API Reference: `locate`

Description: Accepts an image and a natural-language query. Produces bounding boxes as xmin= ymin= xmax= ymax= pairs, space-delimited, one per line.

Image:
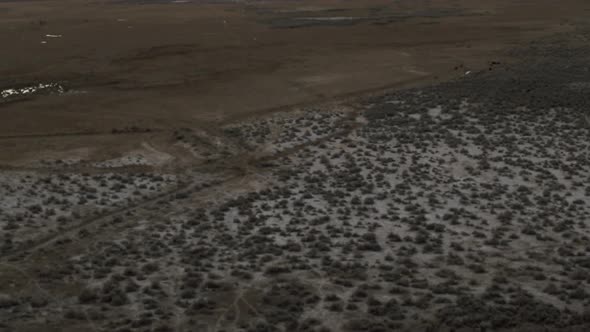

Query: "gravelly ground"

xmin=2 ymin=31 xmax=590 ymax=332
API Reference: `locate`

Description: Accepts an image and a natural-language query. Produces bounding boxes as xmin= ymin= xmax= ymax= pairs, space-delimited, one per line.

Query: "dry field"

xmin=1 ymin=0 xmax=590 ymax=331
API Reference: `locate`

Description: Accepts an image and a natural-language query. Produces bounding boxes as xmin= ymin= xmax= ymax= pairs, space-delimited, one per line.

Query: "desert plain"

xmin=2 ymin=0 xmax=590 ymax=331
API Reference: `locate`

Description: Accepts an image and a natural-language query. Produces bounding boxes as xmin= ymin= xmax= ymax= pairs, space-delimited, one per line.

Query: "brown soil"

xmin=1 ymin=0 xmax=588 ymax=165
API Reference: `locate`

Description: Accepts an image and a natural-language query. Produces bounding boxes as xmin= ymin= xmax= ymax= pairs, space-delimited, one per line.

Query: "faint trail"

xmin=0 ymin=261 xmax=99 ymax=332
xmin=0 ymin=100 xmax=369 ymax=332
xmin=0 ymin=129 xmax=164 ymax=140
xmin=0 ymin=163 xmax=155 ymax=174
xmin=1 ymin=179 xmax=192 ymax=261
xmin=2 ymin=103 xmax=366 ymax=263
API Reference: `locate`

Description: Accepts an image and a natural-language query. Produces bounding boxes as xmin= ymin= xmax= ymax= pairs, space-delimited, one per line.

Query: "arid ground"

xmin=2 ymin=0 xmax=590 ymax=331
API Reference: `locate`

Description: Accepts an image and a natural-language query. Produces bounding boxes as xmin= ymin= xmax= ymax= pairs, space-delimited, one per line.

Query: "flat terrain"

xmin=0 ymin=0 xmax=586 ymax=163
xmin=2 ymin=0 xmax=590 ymax=332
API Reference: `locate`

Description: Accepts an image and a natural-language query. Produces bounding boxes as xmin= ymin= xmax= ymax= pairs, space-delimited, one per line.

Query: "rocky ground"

xmin=2 ymin=25 xmax=590 ymax=332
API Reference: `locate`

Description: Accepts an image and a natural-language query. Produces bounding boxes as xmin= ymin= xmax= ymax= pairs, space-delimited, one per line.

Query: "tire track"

xmin=1 ymin=104 xmax=365 ymax=264
xmin=0 ymin=129 xmax=164 ymax=141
